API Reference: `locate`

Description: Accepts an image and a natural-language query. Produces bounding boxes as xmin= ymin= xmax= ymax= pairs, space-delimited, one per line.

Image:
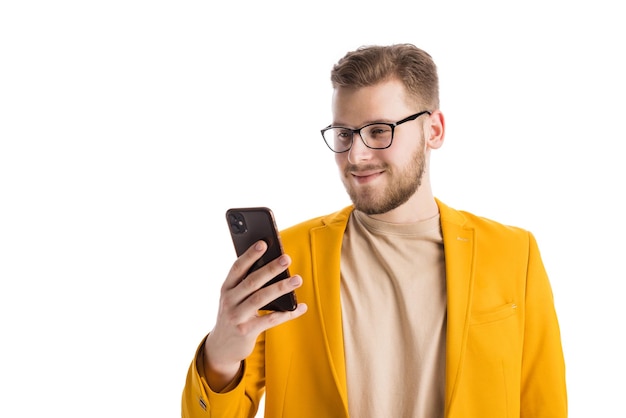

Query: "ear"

xmin=426 ymin=110 xmax=445 ymax=150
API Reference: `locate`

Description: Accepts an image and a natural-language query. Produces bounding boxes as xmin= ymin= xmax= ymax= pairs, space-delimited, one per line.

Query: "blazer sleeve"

xmin=181 ymin=334 xmax=266 ymax=418
xmin=520 ymin=232 xmax=567 ymax=417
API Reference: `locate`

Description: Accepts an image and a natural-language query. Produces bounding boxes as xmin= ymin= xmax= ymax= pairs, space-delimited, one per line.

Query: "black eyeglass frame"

xmin=320 ymin=110 xmax=432 ymax=153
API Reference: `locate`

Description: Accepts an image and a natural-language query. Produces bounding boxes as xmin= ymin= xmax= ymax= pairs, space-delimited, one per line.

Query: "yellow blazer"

xmin=182 ymin=200 xmax=567 ymax=417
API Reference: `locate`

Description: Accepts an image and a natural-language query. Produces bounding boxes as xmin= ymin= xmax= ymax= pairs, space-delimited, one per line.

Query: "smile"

xmin=351 ymin=170 xmax=384 ymax=184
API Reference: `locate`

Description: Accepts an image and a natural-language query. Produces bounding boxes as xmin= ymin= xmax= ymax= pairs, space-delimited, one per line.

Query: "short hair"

xmin=330 ymin=43 xmax=440 ymax=110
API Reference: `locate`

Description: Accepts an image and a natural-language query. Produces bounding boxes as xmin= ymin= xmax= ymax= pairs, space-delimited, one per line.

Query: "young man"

xmin=182 ymin=44 xmax=567 ymax=417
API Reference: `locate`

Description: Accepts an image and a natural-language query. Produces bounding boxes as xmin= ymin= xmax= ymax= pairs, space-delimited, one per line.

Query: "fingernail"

xmin=279 ymin=255 xmax=289 ymax=266
xmin=255 ymin=241 xmax=264 ymax=251
xmin=289 ymin=275 xmax=302 ymax=286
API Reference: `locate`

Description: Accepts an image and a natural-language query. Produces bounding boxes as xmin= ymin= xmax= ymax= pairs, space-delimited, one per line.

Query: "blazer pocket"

xmin=470 ymin=302 xmax=518 ymax=326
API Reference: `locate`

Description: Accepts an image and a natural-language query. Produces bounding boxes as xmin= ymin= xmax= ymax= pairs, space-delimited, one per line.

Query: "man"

xmin=182 ymin=43 xmax=567 ymax=417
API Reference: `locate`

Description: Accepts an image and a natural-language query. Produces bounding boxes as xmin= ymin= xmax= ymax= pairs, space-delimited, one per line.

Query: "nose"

xmin=347 ymin=132 xmax=373 ymax=164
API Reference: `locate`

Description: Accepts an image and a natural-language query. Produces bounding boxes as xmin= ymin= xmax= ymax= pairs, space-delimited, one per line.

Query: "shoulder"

xmin=437 ymin=198 xmax=533 ymax=243
xmin=280 ymin=205 xmax=354 ymax=238
xmin=437 ymin=200 xmax=545 ymax=272
xmin=278 ymin=206 xmax=353 ymax=263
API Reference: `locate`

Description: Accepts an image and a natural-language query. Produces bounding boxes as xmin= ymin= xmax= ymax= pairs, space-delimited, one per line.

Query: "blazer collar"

xmin=437 ymin=199 xmax=475 ymax=415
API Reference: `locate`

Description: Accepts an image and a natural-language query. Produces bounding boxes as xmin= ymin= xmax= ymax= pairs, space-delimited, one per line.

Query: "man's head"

xmin=326 ymin=44 xmax=444 ymax=219
xmin=330 ymin=43 xmax=440 ymax=113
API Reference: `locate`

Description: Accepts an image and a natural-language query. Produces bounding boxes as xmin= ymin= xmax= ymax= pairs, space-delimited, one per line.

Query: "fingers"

xmin=222 ymin=240 xmax=301 ymax=317
xmin=240 ymin=273 xmax=301 ymax=314
xmin=223 ymin=240 xmax=267 ymax=290
xmin=238 ymin=253 xmax=291 ymax=295
xmin=252 ymin=302 xmax=309 ymax=335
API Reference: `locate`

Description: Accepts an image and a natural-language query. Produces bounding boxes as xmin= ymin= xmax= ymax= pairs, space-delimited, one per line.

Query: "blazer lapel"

xmin=437 ymin=199 xmax=475 ymax=416
xmin=309 ymin=207 xmax=352 ymax=416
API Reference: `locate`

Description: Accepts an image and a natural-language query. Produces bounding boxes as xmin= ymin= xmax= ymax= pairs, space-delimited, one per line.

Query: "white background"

xmin=1 ymin=1 xmax=624 ymax=417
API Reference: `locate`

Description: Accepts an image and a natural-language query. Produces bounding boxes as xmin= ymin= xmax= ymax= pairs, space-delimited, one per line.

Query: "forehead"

xmin=331 ymin=78 xmax=416 ymax=126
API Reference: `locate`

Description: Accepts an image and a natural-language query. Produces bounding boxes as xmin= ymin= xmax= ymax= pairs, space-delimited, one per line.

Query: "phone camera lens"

xmin=228 ymin=212 xmax=247 ymax=234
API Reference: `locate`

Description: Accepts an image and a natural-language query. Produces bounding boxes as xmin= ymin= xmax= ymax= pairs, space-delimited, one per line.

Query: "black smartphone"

xmin=225 ymin=207 xmax=298 ymax=312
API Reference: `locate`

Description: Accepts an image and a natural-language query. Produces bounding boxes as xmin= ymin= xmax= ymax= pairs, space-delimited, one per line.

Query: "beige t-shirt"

xmin=340 ymin=210 xmax=446 ymax=418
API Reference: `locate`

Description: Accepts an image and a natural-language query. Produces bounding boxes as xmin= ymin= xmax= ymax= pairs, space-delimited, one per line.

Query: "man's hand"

xmin=202 ymin=240 xmax=307 ymax=391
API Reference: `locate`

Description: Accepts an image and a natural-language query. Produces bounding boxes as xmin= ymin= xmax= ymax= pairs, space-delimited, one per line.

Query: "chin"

xmin=351 ymin=193 xmax=395 ymax=215
xmin=349 ymin=184 xmax=417 ymax=215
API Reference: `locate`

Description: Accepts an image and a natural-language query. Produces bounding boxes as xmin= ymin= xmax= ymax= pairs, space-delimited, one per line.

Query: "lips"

xmin=352 ymin=170 xmax=382 ymax=177
xmin=351 ymin=169 xmax=384 ymax=184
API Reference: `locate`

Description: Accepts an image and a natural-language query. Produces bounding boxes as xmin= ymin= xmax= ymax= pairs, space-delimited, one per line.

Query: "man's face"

xmin=332 ymin=78 xmax=428 ymax=215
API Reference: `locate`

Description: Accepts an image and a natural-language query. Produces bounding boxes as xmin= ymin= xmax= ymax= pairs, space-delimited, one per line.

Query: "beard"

xmin=341 ymin=145 xmax=426 ymax=215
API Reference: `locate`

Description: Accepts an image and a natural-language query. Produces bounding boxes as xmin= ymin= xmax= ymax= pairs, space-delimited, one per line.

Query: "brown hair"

xmin=330 ymin=43 xmax=440 ymax=110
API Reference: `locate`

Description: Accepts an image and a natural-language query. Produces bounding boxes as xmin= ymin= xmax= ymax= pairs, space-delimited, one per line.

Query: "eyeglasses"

xmin=320 ymin=110 xmax=431 ymax=153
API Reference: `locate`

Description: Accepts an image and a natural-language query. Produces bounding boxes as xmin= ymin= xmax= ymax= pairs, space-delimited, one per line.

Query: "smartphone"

xmin=225 ymin=207 xmax=298 ymax=312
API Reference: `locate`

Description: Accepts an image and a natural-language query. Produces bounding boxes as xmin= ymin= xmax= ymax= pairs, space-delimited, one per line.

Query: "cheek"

xmin=391 ymin=138 xmax=423 ymax=163
xmin=334 ymin=153 xmax=346 ymax=169
xmin=383 ymin=147 xmax=410 ymax=166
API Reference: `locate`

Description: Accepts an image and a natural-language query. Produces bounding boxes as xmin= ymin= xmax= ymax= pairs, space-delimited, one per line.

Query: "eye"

xmin=367 ymin=124 xmax=392 ymax=138
xmin=336 ymin=129 xmax=352 ymax=140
